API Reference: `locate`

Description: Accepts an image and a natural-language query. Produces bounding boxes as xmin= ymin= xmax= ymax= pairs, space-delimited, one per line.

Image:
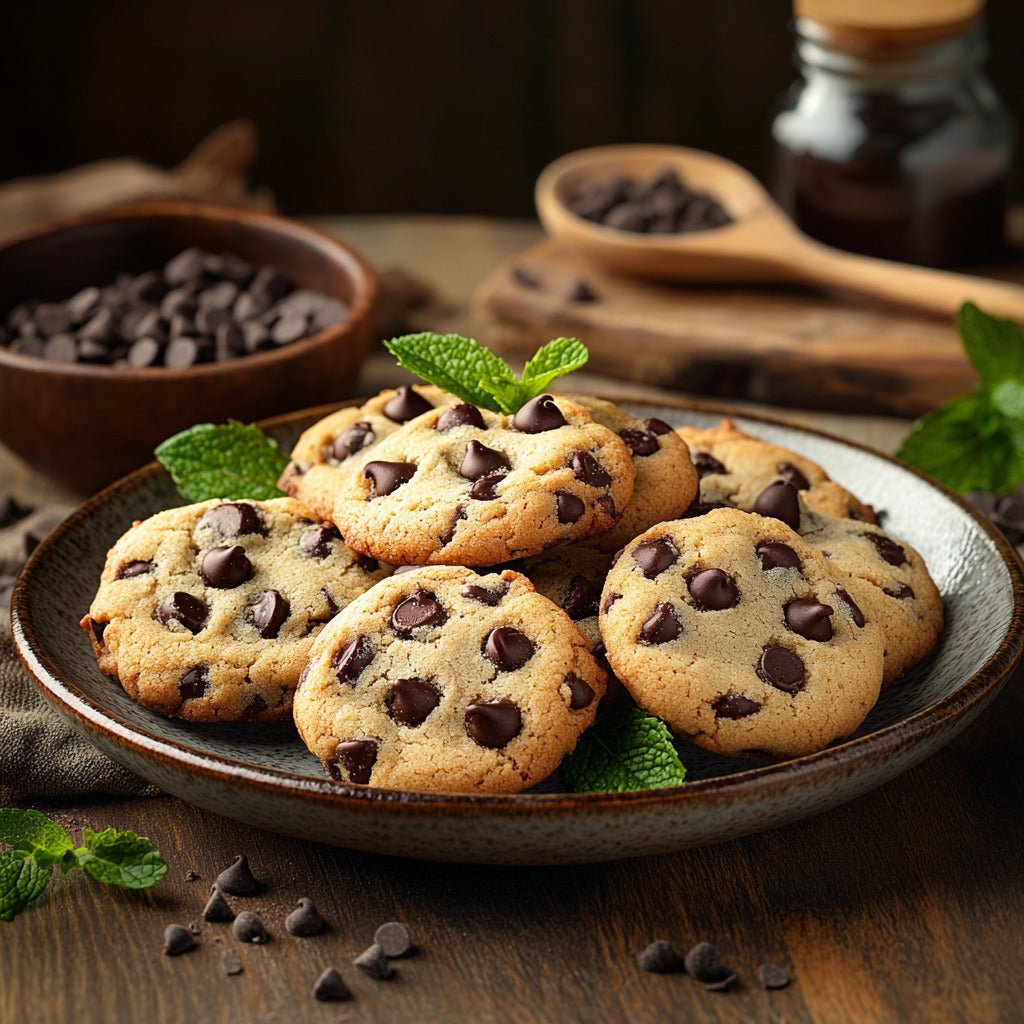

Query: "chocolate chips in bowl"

xmin=0 ymin=202 xmax=377 ymax=494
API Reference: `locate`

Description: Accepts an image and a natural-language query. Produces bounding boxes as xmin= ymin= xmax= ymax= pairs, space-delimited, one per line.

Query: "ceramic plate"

xmin=12 ymin=399 xmax=1024 ymax=865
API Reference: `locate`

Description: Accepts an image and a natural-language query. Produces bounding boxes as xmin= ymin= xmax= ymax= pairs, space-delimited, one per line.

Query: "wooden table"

xmin=2 ymin=217 xmax=1022 ymax=1024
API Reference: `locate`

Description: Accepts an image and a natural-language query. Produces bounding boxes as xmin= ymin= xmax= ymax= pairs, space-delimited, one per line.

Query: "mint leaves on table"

xmin=0 ymin=808 xmax=167 ymax=921
xmin=561 ymin=704 xmax=687 ymax=793
xmin=896 ymin=302 xmax=1024 ymax=494
xmin=155 ymin=420 xmax=290 ymax=503
xmin=384 ymin=333 xmax=589 ymax=414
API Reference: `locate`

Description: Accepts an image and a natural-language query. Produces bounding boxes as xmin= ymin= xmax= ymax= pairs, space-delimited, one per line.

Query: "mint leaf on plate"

xmin=561 ymin=704 xmax=687 ymax=793
xmin=384 ymin=332 xmax=589 ymax=415
xmin=155 ymin=420 xmax=289 ymax=502
xmin=76 ymin=828 xmax=168 ymax=890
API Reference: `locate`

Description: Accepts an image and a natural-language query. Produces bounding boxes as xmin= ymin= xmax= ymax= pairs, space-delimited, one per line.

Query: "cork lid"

xmin=795 ymin=0 xmax=983 ymax=44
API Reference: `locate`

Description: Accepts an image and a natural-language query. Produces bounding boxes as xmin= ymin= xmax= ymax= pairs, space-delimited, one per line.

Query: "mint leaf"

xmin=0 ymin=808 xmax=73 ymax=872
xmin=0 ymin=850 xmax=50 ymax=921
xmin=957 ymin=301 xmax=1024 ymax=390
xmin=77 ymin=828 xmax=168 ymax=890
xmin=155 ymin=420 xmax=289 ymax=502
xmin=385 ymin=332 xmax=589 ymax=415
xmin=896 ymin=390 xmax=1024 ymax=494
xmin=384 ymin=333 xmax=513 ymax=412
xmin=562 ymin=704 xmax=687 ymax=793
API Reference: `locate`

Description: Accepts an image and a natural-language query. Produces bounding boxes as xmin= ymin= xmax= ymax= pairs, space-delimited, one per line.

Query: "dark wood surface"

xmin=2 ymin=217 xmax=1022 ymax=1024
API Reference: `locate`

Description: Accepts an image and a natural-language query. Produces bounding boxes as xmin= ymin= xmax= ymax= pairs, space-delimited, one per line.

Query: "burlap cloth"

xmin=0 ymin=505 xmax=162 ymax=804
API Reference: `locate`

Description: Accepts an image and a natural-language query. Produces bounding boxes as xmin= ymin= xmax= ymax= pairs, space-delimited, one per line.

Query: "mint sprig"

xmin=896 ymin=303 xmax=1024 ymax=494
xmin=0 ymin=809 xmax=167 ymax=921
xmin=384 ymin=333 xmax=588 ymax=415
xmin=561 ymin=704 xmax=687 ymax=793
xmin=155 ymin=420 xmax=290 ymax=503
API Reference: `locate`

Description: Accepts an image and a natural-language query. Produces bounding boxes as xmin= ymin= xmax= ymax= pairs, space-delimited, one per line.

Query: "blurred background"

xmin=4 ymin=0 xmax=1022 ymax=217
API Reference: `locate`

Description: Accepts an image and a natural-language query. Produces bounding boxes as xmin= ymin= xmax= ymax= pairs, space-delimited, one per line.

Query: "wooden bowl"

xmin=0 ymin=202 xmax=377 ymax=494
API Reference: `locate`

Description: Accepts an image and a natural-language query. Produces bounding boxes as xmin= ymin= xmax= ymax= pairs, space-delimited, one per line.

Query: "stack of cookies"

xmin=81 ymin=390 xmax=943 ymax=793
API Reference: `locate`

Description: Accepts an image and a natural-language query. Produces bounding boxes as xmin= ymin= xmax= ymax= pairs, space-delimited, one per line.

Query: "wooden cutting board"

xmin=470 ymin=236 xmax=1024 ymax=418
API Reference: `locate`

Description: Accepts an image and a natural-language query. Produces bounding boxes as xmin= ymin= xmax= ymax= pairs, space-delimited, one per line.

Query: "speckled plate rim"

xmin=11 ymin=397 xmax=1024 ymax=855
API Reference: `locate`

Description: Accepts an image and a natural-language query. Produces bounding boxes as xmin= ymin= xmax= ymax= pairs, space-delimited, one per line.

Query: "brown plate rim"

xmin=12 ymin=394 xmax=1024 ymax=816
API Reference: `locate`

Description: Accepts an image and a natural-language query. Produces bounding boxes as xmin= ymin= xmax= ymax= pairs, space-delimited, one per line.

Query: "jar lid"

xmin=795 ymin=0 xmax=983 ymax=45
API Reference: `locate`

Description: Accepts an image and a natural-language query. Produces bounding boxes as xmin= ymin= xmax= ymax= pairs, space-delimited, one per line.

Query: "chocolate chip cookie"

xmin=292 ymin=566 xmax=606 ymax=793
xmin=599 ymin=508 xmax=885 ymax=759
xmin=80 ymin=498 xmax=390 ymax=722
xmin=329 ymin=394 xmax=636 ymax=566
xmin=570 ymin=396 xmax=697 ymax=552
xmin=278 ymin=384 xmax=456 ymax=520
xmin=677 ymin=419 xmax=875 ymax=523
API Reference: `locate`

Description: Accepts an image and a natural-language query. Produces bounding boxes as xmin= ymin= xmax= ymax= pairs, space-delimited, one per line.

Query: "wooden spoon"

xmin=535 ymin=144 xmax=1024 ymax=321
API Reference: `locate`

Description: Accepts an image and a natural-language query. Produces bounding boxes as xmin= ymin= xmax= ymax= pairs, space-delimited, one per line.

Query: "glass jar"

xmin=770 ymin=7 xmax=1016 ymax=268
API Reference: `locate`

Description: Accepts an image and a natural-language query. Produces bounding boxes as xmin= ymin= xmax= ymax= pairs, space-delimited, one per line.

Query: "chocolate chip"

xmin=512 ymin=394 xmax=566 ymax=433
xmin=313 ymin=967 xmax=351 ymax=1001
xmin=333 ymin=739 xmax=379 ymax=784
xmin=632 ymin=536 xmax=679 ymax=578
xmin=468 ymin=475 xmax=503 ymax=500
xmin=835 ymin=587 xmax=866 ymax=626
xmin=199 ymin=502 xmax=264 ymax=537
xmin=285 ymin=898 xmax=326 ymax=936
xmin=392 ymin=590 xmax=446 ymax=634
xmin=562 ymin=575 xmax=601 ymax=619
xmin=619 ymin=428 xmax=659 ymax=456
xmin=465 ymin=698 xmax=523 ymax=747
xmin=116 ymin=559 xmax=154 ymax=579
xmin=178 ymin=665 xmax=209 ymax=700
xmin=555 ymin=490 xmax=585 ymax=524
xmin=43 ymin=333 xmax=77 ymax=363
xmin=885 ymin=583 xmax=915 ymax=600
xmin=165 ymin=337 xmax=201 ymax=369
xmin=713 ymin=694 xmax=762 ymax=718
xmin=301 ymin=524 xmax=341 ymax=559
xmin=222 ymin=953 xmax=244 ymax=976
xmin=159 ymin=592 xmax=207 ymax=633
xmin=684 ymin=941 xmax=731 ymax=983
xmin=758 ymin=963 xmax=791 ymax=989
xmin=756 ymin=541 xmax=801 ymax=571
xmin=201 ymin=545 xmax=252 ymax=588
xmin=436 ymin=403 xmax=485 ymax=431
xmin=688 ymin=568 xmax=739 ymax=610
xmin=354 ymin=943 xmax=395 ymax=979
xmin=639 ymin=602 xmax=680 ymax=644
xmin=163 ymin=924 xmax=197 ymax=956
xmin=511 ymin=266 xmax=542 ymax=289
xmin=753 ymin=481 xmax=801 ymax=530
xmin=596 ymin=494 xmax=617 ymax=519
xmin=364 ymin=461 xmax=416 ymax=497
xmin=164 ymin=248 xmax=208 ymax=286
xmin=216 ymin=854 xmax=260 ymax=896
xmin=250 ymin=590 xmax=289 ymax=639
xmin=459 ymin=440 xmax=510 ymax=480
xmin=777 ymin=461 xmax=810 ymax=490
xmin=387 ymin=678 xmax=441 ymax=726
xmin=88 ymin=617 xmax=106 ymax=643
xmin=462 ymin=583 xmax=505 ymax=605
xmin=66 ymin=285 xmax=101 ymax=323
xmin=333 ymin=635 xmax=375 ymax=683
xmin=36 ymin=302 xmax=72 ymax=337
xmin=756 ymin=646 xmax=805 ymax=693
xmin=243 ymin=693 xmax=268 ymax=719
xmin=691 ymin=450 xmax=726 ymax=477
xmin=202 ymin=886 xmax=236 ymax=923
xmin=635 ymin=940 xmax=685 ymax=973
xmin=483 ymin=627 xmax=535 ymax=670
xmin=571 ymin=450 xmax=612 ymax=487
xmin=331 ymin=421 xmax=374 ymax=461
xmin=126 ymin=336 xmax=161 ymax=367
xmin=442 ymin=505 xmax=469 ymax=544
xmin=374 ymin=921 xmax=414 ymax=958
xmin=642 ymin=417 xmax=673 ymax=435
xmin=785 ymin=598 xmax=833 ymax=641
xmin=383 ymin=385 xmax=433 ymax=423
xmin=233 ymin=911 xmax=269 ymax=944
xmin=601 ymin=592 xmax=622 ymax=614
xmin=564 ymin=672 xmax=595 ymax=710
xmin=567 ymin=278 xmax=598 ymax=302
xmin=864 ymin=531 xmax=907 ymax=566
